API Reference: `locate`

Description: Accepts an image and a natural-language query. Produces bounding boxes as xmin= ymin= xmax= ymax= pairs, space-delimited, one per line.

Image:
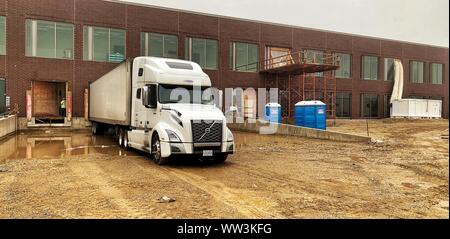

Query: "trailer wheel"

xmin=118 ymin=129 xmax=124 ymax=148
xmin=123 ymin=130 xmax=130 ymax=151
xmin=92 ymin=123 xmax=101 ymax=135
xmin=152 ymin=134 xmax=169 ymax=165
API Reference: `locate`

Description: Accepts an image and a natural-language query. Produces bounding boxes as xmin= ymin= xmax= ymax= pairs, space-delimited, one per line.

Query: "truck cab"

xmin=120 ymin=57 xmax=234 ymax=164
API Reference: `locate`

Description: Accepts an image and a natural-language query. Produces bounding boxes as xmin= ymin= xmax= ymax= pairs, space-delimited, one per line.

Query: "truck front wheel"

xmin=152 ymin=134 xmax=169 ymax=165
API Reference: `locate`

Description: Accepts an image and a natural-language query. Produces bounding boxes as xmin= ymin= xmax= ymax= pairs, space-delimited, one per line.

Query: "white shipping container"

xmin=391 ymin=99 xmax=442 ymax=118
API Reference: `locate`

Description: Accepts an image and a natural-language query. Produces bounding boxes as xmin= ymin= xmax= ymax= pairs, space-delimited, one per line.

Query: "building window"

xmin=383 ymin=94 xmax=391 ymax=118
xmin=83 ymin=26 xmax=125 ymax=63
xmin=141 ymin=32 xmax=178 ymax=58
xmin=265 ymin=46 xmax=292 ymax=69
xmin=335 ymin=53 xmax=351 ymax=78
xmin=229 ymin=42 xmax=258 ymax=72
xmin=361 ymin=93 xmax=378 ymax=118
xmin=431 ymin=63 xmax=443 ymax=84
xmin=362 ymin=56 xmax=378 ymax=80
xmin=305 ymin=49 xmax=324 ymax=77
xmin=336 ymin=92 xmax=352 ymax=117
xmin=0 ymin=16 xmax=5 ymax=55
xmin=185 ymin=37 xmax=218 ymax=69
xmin=25 ymin=20 xmax=74 ymax=59
xmin=410 ymin=61 xmax=424 ymax=83
xmin=384 ymin=58 xmax=397 ymax=81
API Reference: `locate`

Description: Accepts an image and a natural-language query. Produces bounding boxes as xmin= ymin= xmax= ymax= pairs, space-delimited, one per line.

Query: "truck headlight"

xmin=165 ymin=129 xmax=181 ymax=142
xmin=226 ymin=128 xmax=234 ymax=141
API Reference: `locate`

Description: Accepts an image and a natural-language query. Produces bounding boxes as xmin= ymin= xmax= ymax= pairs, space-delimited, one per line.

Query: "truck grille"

xmin=192 ymin=120 xmax=223 ymax=146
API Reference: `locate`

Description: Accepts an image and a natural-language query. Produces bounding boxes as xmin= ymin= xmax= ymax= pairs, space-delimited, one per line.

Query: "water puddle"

xmin=0 ymin=132 xmax=135 ymax=161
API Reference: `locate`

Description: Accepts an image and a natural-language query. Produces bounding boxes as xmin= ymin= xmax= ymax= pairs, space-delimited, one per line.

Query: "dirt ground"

xmin=0 ymin=119 xmax=448 ymax=219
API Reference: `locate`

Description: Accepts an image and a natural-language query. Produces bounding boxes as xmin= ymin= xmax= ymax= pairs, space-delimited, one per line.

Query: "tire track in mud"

xmin=161 ymin=167 xmax=284 ymax=218
xmin=69 ymin=161 xmax=157 ymax=218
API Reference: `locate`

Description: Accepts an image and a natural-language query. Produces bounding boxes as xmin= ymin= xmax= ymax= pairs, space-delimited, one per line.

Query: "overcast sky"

xmin=117 ymin=0 xmax=449 ymax=47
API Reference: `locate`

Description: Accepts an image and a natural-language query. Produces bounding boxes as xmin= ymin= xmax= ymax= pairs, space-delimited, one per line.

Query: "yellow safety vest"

xmin=61 ymin=100 xmax=66 ymax=109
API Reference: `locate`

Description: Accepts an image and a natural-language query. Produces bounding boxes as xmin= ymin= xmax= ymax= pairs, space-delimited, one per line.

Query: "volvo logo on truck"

xmin=89 ymin=57 xmax=235 ymax=165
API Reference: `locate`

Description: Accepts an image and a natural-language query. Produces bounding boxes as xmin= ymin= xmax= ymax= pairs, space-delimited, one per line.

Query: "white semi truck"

xmin=89 ymin=57 xmax=235 ymax=165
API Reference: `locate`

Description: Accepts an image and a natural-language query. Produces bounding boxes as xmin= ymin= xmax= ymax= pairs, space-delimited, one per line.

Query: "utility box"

xmin=391 ymin=99 xmax=442 ymax=118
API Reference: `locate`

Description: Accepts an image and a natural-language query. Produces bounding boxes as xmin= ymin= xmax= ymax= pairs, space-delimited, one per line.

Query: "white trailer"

xmin=391 ymin=99 xmax=442 ymax=118
xmin=89 ymin=57 xmax=235 ymax=165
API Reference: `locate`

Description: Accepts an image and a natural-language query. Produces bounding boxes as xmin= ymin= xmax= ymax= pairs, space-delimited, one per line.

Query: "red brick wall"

xmin=0 ymin=0 xmax=448 ymax=118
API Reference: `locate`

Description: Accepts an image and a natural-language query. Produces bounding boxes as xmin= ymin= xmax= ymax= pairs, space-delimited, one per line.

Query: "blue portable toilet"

xmin=265 ymin=103 xmax=282 ymax=123
xmin=295 ymin=101 xmax=327 ymax=130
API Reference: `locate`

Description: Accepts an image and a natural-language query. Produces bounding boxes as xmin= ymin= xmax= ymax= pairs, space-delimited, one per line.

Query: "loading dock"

xmin=27 ymin=80 xmax=71 ymax=127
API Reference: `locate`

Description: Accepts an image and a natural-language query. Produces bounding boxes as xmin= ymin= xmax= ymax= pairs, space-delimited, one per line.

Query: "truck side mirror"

xmin=142 ymin=85 xmax=157 ymax=108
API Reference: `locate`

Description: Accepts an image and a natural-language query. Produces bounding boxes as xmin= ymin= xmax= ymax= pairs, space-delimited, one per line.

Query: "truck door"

xmin=134 ymin=88 xmax=145 ymax=128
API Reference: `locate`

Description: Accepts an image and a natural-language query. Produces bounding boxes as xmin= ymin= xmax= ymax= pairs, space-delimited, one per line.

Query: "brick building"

xmin=0 ymin=0 xmax=448 ymax=127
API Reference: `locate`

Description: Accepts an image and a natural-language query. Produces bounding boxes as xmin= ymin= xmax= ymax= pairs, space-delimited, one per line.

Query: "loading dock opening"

xmin=27 ymin=80 xmax=71 ymax=127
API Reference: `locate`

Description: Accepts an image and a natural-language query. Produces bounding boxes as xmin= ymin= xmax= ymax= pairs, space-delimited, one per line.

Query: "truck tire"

xmin=213 ymin=155 xmax=228 ymax=164
xmin=118 ymin=129 xmax=124 ymax=148
xmin=123 ymin=130 xmax=130 ymax=151
xmin=152 ymin=134 xmax=169 ymax=165
xmin=92 ymin=123 xmax=101 ymax=135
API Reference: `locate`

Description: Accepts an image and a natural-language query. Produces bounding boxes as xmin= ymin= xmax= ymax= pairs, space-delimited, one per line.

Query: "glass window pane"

xmin=164 ymin=35 xmax=178 ymax=58
xmin=83 ymin=26 xmax=89 ymax=60
xmin=36 ymin=21 xmax=55 ymax=58
xmin=205 ymin=39 xmax=217 ymax=69
xmin=191 ymin=38 xmax=205 ymax=67
xmin=385 ymin=58 xmax=395 ymax=81
xmin=109 ymin=29 xmax=125 ymax=62
xmin=336 ymin=53 xmax=351 ymax=78
xmin=0 ymin=16 xmax=5 ymax=55
xmin=25 ymin=20 xmax=33 ymax=56
xmin=370 ymin=57 xmax=378 ymax=80
xmin=149 ymin=33 xmax=164 ymax=57
xmin=140 ymin=33 xmax=146 ymax=56
xmin=247 ymin=43 xmax=258 ymax=72
xmin=235 ymin=42 xmax=247 ymax=71
xmin=56 ymin=23 xmax=73 ymax=59
xmin=185 ymin=38 xmax=190 ymax=61
xmin=93 ymin=27 xmax=109 ymax=62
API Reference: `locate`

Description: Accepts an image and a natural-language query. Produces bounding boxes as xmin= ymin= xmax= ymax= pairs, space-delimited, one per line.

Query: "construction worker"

xmin=60 ymin=98 xmax=66 ymax=117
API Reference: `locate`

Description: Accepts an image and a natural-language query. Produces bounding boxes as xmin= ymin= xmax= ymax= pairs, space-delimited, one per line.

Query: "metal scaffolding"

xmin=260 ymin=50 xmax=340 ymax=121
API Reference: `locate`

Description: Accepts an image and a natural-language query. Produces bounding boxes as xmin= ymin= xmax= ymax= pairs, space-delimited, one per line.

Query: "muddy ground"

xmin=0 ymin=119 xmax=448 ymax=218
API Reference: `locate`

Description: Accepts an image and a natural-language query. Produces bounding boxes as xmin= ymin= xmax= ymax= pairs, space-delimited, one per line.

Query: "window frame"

xmin=409 ymin=60 xmax=425 ymax=84
xmin=229 ymin=41 xmax=259 ymax=73
xmin=384 ymin=57 xmax=399 ymax=81
xmin=185 ymin=36 xmax=218 ymax=70
xmin=430 ymin=62 xmax=444 ymax=85
xmin=334 ymin=52 xmax=352 ymax=79
xmin=141 ymin=32 xmax=178 ymax=58
xmin=336 ymin=92 xmax=352 ymax=118
xmin=25 ymin=19 xmax=74 ymax=60
xmin=362 ymin=55 xmax=379 ymax=80
xmin=83 ymin=25 xmax=126 ymax=63
xmin=360 ymin=93 xmax=379 ymax=118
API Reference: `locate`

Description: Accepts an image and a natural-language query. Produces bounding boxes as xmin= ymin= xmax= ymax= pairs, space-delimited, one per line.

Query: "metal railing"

xmin=260 ymin=50 xmax=340 ymax=72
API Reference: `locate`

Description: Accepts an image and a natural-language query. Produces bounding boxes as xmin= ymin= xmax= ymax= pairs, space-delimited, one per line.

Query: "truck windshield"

xmin=158 ymin=84 xmax=215 ymax=105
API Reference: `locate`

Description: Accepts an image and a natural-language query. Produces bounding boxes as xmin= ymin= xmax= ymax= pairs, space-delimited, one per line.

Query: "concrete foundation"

xmin=229 ymin=120 xmax=371 ymax=143
xmin=0 ymin=115 xmax=17 ymax=140
xmin=18 ymin=117 xmax=91 ymax=131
